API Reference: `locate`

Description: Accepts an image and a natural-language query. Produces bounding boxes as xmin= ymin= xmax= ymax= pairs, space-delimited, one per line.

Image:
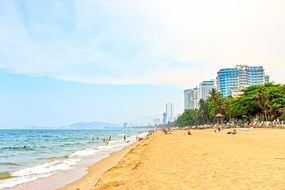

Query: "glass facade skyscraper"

xmin=184 ymin=89 xmax=193 ymax=110
xmin=247 ymin=66 xmax=265 ymax=85
xmin=192 ymin=87 xmax=199 ymax=109
xmin=217 ymin=68 xmax=239 ymax=97
xmin=198 ymin=80 xmax=215 ymax=100
xmin=183 ymin=87 xmax=199 ymax=110
xmin=217 ymin=65 xmax=268 ymax=97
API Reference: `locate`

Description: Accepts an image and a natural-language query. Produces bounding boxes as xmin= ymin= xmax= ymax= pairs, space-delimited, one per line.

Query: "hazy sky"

xmin=0 ymin=0 xmax=284 ymax=127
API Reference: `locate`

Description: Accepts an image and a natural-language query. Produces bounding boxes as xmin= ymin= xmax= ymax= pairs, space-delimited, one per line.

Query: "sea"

xmin=0 ymin=128 xmax=148 ymax=189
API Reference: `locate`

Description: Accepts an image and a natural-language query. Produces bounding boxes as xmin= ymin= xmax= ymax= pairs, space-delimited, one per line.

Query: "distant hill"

xmin=62 ymin=121 xmax=121 ymax=129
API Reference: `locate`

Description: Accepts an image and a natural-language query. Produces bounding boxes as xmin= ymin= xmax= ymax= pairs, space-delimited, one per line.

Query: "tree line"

xmin=176 ymin=83 xmax=285 ymax=127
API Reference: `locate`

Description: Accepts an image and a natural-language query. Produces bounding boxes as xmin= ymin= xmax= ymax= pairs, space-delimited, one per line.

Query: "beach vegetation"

xmin=176 ymin=83 xmax=285 ymax=127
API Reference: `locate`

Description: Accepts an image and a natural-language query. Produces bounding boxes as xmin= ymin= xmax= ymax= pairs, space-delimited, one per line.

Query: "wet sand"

xmin=60 ymin=128 xmax=285 ymax=190
xmin=57 ymin=143 xmax=137 ymax=190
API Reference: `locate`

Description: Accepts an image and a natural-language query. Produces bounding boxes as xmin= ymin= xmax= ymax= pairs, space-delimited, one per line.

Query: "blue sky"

xmin=0 ymin=72 xmax=183 ymax=127
xmin=0 ymin=0 xmax=284 ymax=127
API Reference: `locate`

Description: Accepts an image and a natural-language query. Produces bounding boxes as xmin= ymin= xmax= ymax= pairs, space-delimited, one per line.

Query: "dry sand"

xmin=61 ymin=128 xmax=285 ymax=190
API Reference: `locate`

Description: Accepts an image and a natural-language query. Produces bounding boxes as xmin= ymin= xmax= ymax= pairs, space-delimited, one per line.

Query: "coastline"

xmin=57 ymin=142 xmax=138 ymax=190
xmin=61 ymin=128 xmax=285 ymax=190
xmin=0 ymin=136 xmax=142 ymax=190
xmin=7 ymin=128 xmax=285 ymax=190
xmin=4 ymin=142 xmax=138 ymax=190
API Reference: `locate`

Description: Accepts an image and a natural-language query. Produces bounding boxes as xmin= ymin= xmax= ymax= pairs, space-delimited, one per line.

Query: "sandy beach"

xmin=60 ymin=128 xmax=285 ymax=190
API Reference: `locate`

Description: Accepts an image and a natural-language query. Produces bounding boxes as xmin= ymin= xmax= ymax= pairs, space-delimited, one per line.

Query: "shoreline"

xmin=57 ymin=142 xmax=138 ymax=190
xmin=67 ymin=128 xmax=285 ymax=190
xmin=0 ymin=129 xmax=149 ymax=190
xmin=5 ymin=128 xmax=285 ymax=189
xmin=3 ymin=139 xmax=141 ymax=190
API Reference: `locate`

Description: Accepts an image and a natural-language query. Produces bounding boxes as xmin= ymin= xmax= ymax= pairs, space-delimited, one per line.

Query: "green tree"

xmin=198 ymin=99 xmax=211 ymax=124
xmin=176 ymin=109 xmax=199 ymax=127
xmin=176 ymin=83 xmax=285 ymax=127
xmin=207 ymin=88 xmax=223 ymax=117
xmin=222 ymin=96 xmax=235 ymax=119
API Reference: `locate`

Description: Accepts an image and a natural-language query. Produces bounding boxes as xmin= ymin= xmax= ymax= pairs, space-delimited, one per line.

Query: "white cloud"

xmin=0 ymin=0 xmax=284 ymax=87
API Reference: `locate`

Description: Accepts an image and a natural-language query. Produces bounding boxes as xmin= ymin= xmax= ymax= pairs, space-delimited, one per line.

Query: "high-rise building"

xmin=198 ymin=80 xmax=215 ymax=100
xmin=247 ymin=66 xmax=265 ymax=85
xmin=184 ymin=80 xmax=215 ymax=110
xmin=162 ymin=112 xmax=167 ymax=125
xmin=217 ymin=65 xmax=268 ymax=97
xmin=265 ymin=75 xmax=270 ymax=83
xmin=236 ymin=65 xmax=249 ymax=88
xmin=217 ymin=68 xmax=239 ymax=97
xmin=184 ymin=87 xmax=199 ymax=110
xmin=166 ymin=103 xmax=174 ymax=122
xmin=192 ymin=87 xmax=199 ymax=109
xmin=184 ymin=89 xmax=193 ymax=110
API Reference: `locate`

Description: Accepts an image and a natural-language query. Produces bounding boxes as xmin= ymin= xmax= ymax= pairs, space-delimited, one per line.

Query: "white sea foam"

xmin=0 ymin=158 xmax=79 ymax=189
xmin=70 ymin=148 xmax=98 ymax=157
xmin=0 ymin=133 xmax=146 ymax=189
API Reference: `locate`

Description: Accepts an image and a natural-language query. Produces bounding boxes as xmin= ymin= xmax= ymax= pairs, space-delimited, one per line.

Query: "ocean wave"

xmin=0 ymin=162 xmax=20 ymax=166
xmin=0 ymin=144 xmax=113 ymax=188
xmin=12 ymin=159 xmax=79 ymax=177
xmin=70 ymin=148 xmax=98 ymax=157
xmin=0 ymin=158 xmax=80 ymax=189
xmin=0 ymin=131 xmax=149 ymax=189
xmin=58 ymin=142 xmax=84 ymax=147
xmin=37 ymin=155 xmax=69 ymax=161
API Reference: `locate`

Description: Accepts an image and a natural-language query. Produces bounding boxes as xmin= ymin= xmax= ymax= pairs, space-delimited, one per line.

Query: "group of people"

xmin=135 ymin=130 xmax=155 ymax=141
xmin=102 ymin=136 xmax=112 ymax=145
xmin=214 ymin=127 xmax=238 ymax=135
xmin=214 ymin=120 xmax=257 ymax=135
xmin=227 ymin=129 xmax=237 ymax=135
xmin=92 ymin=130 xmax=155 ymax=146
xmin=92 ymin=136 xmax=112 ymax=145
xmin=94 ymin=134 xmax=132 ymax=145
xmin=136 ymin=136 xmax=144 ymax=141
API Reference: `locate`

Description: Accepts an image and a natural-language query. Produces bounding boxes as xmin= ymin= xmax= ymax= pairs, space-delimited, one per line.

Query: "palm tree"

xmin=209 ymin=88 xmax=223 ymax=115
xmin=254 ymin=87 xmax=270 ymax=121
xmin=198 ymin=99 xmax=208 ymax=124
